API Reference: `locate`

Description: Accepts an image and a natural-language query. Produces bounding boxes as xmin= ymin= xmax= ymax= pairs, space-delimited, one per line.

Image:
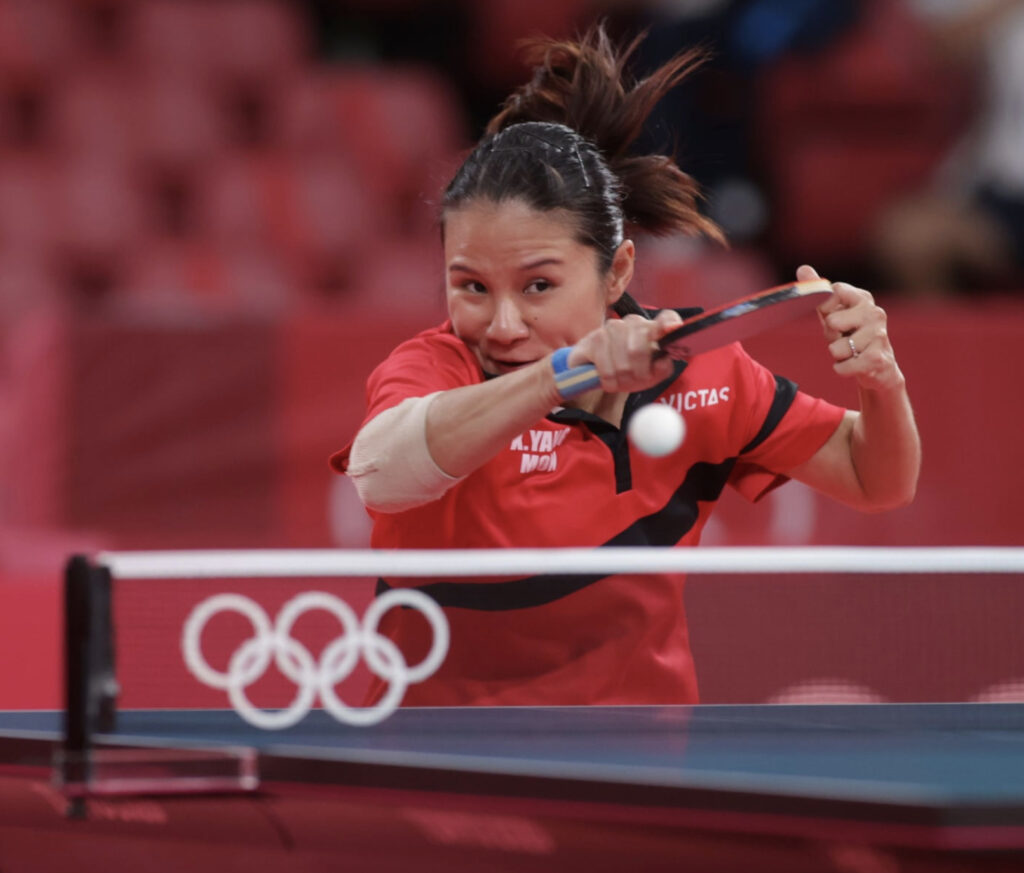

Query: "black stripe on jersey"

xmin=375 ymin=458 xmax=735 ymax=611
xmin=549 ymin=358 xmax=689 ymax=494
xmin=377 ymin=369 xmax=799 ymax=611
xmin=741 ymin=375 xmax=798 ymax=454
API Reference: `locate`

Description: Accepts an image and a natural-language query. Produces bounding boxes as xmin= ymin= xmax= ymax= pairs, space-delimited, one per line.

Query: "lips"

xmin=490 ymin=359 xmax=535 ymax=374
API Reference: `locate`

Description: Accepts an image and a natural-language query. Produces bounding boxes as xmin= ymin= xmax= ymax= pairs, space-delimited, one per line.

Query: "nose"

xmin=485 ymin=296 xmax=530 ymax=344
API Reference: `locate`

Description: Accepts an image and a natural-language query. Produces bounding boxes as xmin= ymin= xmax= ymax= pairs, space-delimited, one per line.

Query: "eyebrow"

xmin=520 ymin=257 xmax=563 ymax=271
xmin=448 ymin=257 xmax=564 ymax=275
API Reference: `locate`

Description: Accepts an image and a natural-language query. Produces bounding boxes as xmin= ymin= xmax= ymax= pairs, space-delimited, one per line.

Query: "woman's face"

xmin=444 ymin=199 xmax=633 ymax=376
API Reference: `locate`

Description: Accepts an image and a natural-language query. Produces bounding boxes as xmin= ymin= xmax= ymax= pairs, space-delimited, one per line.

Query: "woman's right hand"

xmin=567 ymin=309 xmax=683 ymax=394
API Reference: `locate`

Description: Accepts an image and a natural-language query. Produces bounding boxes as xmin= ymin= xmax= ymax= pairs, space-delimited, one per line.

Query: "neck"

xmin=566 ymin=389 xmax=628 ymax=427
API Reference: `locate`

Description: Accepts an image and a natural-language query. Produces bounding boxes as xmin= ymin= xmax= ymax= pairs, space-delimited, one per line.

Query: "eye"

xmin=525 ymin=279 xmax=552 ymax=294
xmin=461 ymin=280 xmax=487 ymax=294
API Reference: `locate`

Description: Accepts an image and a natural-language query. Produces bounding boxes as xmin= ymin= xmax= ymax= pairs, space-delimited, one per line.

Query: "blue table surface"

xmin=3 ymin=703 xmax=1024 ymax=807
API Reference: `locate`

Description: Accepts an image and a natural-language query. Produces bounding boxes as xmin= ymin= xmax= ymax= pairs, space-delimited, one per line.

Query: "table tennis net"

xmin=61 ymin=546 xmax=1024 ymax=792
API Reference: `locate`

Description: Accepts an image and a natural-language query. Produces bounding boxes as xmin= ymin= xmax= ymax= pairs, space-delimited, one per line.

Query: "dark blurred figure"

xmin=302 ymin=1 xmax=861 ymax=249
xmin=300 ymin=0 xmax=867 ymax=281
xmin=616 ymin=0 xmax=860 ymax=245
xmin=301 ymin=0 xmax=595 ymax=136
xmin=872 ymin=0 xmax=1024 ymax=296
xmin=303 ymin=1 xmax=470 ymax=76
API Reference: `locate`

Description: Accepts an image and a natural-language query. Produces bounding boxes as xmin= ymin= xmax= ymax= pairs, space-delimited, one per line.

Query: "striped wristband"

xmin=551 ymin=346 xmax=601 ymax=400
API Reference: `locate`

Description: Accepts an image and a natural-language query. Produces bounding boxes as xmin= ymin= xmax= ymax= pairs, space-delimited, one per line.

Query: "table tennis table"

xmin=1 ymin=702 xmax=1024 ymax=873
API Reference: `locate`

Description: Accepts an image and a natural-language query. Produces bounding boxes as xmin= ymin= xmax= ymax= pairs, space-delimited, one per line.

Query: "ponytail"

xmin=442 ymin=24 xmax=722 ymax=276
xmin=486 ymin=25 xmax=723 ymax=243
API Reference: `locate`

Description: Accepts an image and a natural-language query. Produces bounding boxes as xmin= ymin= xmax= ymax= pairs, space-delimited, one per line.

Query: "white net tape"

xmin=99 ymin=546 xmax=1024 ymax=580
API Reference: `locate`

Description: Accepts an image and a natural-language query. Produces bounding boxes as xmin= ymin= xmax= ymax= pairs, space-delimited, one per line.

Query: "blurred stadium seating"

xmin=0 ymin=0 xmax=989 ymax=316
xmin=0 ymin=0 xmax=469 ymax=316
xmin=0 ymin=0 xmax=1016 ymax=549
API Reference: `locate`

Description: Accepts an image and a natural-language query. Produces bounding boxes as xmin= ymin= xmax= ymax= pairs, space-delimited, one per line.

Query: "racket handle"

xmin=551 ymin=347 xmax=602 ymax=399
xmin=551 ymin=340 xmax=670 ymax=400
xmin=551 ymin=294 xmax=653 ymax=399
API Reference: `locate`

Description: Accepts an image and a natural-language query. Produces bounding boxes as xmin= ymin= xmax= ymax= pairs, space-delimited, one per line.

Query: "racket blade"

xmin=657 ymin=278 xmax=832 ymax=360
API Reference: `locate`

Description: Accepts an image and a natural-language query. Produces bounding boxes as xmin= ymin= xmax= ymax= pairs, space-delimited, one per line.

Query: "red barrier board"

xmin=1 ymin=298 xmax=1022 ymax=707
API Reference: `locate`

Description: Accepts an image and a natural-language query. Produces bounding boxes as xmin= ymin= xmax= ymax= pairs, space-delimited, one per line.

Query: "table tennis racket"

xmin=556 ymin=278 xmax=833 ymax=398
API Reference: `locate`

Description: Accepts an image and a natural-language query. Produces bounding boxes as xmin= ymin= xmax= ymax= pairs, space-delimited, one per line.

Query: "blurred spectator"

xmin=615 ymin=0 xmax=860 ymax=245
xmin=301 ymin=0 xmax=593 ymax=135
xmin=303 ymin=1 xmax=863 ymax=251
xmin=872 ymin=0 xmax=1024 ymax=296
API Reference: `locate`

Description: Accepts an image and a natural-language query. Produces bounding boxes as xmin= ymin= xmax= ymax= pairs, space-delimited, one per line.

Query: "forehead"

xmin=444 ymin=199 xmax=585 ymax=259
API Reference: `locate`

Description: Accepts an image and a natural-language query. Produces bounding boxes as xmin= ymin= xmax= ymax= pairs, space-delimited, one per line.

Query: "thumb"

xmin=653 ymin=308 xmax=684 ymax=334
xmin=796 ymin=264 xmax=820 ymax=282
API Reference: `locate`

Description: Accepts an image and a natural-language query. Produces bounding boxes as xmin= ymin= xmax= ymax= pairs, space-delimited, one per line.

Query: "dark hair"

xmin=442 ymin=25 xmax=723 ymax=275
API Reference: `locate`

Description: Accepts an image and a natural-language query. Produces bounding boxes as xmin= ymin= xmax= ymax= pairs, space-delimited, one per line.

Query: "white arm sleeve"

xmin=346 ymin=392 xmax=462 ymax=513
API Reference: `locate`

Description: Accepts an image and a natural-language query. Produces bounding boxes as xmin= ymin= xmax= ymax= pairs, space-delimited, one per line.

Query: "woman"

xmin=330 ymin=26 xmax=920 ymax=706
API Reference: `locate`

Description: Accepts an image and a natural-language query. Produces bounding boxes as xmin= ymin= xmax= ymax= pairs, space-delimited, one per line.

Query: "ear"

xmin=604 ymin=239 xmax=635 ymax=307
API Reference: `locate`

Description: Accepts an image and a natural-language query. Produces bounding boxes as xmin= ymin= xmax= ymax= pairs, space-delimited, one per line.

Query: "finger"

xmin=820 ymin=282 xmax=873 ymax=314
xmin=584 ymin=336 xmax=618 ymax=392
xmin=645 ymin=318 xmax=681 ymax=383
xmin=653 ymin=308 xmax=684 ymax=334
xmin=817 ymin=291 xmax=843 ymax=341
xmin=800 ymin=266 xmax=844 ymax=338
xmin=599 ymin=318 xmax=644 ymax=389
xmin=828 ymin=331 xmax=869 ymax=364
xmin=818 ymin=283 xmax=875 ymax=342
xmin=622 ymin=319 xmax=662 ymax=381
xmin=824 ymin=292 xmax=886 ymax=337
xmin=822 ymin=306 xmax=863 ymax=338
xmin=651 ymin=354 xmax=677 ymax=382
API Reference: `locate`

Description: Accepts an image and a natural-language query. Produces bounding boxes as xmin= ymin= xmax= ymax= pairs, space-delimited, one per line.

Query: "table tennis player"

xmin=329 ymin=24 xmax=921 ymax=707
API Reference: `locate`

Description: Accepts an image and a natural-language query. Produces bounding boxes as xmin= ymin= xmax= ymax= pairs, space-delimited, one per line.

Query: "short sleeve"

xmin=364 ymin=329 xmax=481 ymax=419
xmin=728 ymin=352 xmax=846 ymax=502
xmin=329 ymin=324 xmax=481 ymax=473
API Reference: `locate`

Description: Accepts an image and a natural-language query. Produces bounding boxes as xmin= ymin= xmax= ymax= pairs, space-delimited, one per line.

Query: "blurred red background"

xmin=1 ymin=0 xmax=1022 ymax=710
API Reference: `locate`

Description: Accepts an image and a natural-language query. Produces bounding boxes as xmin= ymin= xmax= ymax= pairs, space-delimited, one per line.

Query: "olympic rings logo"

xmin=181 ymin=589 xmax=449 ymax=729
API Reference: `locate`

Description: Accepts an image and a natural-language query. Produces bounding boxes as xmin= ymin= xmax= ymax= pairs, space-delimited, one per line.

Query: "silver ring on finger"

xmin=847 ymin=336 xmax=859 ymax=359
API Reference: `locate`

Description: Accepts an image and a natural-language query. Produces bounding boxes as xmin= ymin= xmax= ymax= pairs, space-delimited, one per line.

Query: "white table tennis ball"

xmin=628 ymin=403 xmax=686 ymax=457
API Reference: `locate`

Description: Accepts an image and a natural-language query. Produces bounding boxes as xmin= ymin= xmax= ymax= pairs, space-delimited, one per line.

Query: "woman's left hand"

xmin=788 ymin=264 xmax=920 ymax=511
xmin=798 ymin=264 xmax=906 ymax=393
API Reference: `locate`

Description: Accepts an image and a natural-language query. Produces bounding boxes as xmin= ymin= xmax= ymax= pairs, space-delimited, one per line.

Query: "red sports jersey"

xmin=331 ymin=320 xmax=845 ymax=706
